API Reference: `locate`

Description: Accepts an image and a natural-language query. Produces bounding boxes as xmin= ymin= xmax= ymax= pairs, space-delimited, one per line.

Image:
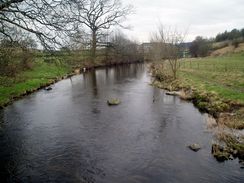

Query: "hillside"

xmin=211 ymin=43 xmax=244 ymax=56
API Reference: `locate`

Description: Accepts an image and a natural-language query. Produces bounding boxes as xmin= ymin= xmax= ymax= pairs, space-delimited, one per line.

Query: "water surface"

xmin=0 ymin=64 xmax=243 ymax=182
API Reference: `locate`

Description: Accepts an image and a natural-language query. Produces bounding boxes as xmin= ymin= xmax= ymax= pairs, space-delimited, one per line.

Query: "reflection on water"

xmin=0 ymin=64 xmax=243 ymax=183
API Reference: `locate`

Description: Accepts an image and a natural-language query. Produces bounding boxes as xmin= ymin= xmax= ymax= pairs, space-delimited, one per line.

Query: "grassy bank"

xmin=152 ymin=53 xmax=244 ymax=161
xmin=151 ymin=52 xmax=244 ymax=161
xmin=0 ymin=59 xmax=72 ymax=108
xmin=180 ymin=53 xmax=244 ymax=103
xmin=152 ymin=53 xmax=244 ymax=128
xmin=0 ymin=52 xmax=143 ymax=108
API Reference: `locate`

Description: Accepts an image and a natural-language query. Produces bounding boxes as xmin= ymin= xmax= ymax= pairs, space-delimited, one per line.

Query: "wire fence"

xmin=179 ymin=61 xmax=244 ymax=72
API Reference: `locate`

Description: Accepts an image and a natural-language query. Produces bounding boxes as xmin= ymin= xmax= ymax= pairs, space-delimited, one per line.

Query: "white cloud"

xmin=121 ymin=0 xmax=244 ymax=42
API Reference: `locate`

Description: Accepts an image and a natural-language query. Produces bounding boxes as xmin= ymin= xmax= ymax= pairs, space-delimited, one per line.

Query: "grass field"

xmin=179 ymin=53 xmax=244 ymax=104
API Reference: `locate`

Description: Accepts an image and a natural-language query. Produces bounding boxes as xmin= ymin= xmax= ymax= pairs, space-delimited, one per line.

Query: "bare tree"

xmin=66 ymin=29 xmax=90 ymax=50
xmin=0 ymin=0 xmax=74 ymax=48
xmin=110 ymin=31 xmax=140 ymax=62
xmin=151 ymin=25 xmax=186 ymax=79
xmin=70 ymin=0 xmax=133 ymax=59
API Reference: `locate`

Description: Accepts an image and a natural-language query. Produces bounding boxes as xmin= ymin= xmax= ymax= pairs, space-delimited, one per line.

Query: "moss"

xmin=196 ymin=101 xmax=209 ymax=111
xmin=213 ymin=151 xmax=231 ymax=162
xmin=231 ymin=143 xmax=244 ymax=159
xmin=214 ymin=132 xmax=244 ymax=161
xmin=107 ymin=98 xmax=121 ymax=106
xmin=212 ymin=144 xmax=231 ymax=162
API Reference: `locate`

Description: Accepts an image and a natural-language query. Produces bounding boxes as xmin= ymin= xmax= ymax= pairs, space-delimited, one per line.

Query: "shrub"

xmin=0 ymin=46 xmax=17 ymax=76
xmin=190 ymin=36 xmax=211 ymax=57
xmin=21 ymin=50 xmax=34 ymax=70
xmin=232 ymin=39 xmax=241 ymax=48
xmin=0 ymin=39 xmax=35 ymax=76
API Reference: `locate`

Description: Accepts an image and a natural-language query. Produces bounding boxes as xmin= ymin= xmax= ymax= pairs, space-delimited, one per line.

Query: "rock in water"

xmin=107 ymin=98 xmax=121 ymax=106
xmin=188 ymin=143 xmax=201 ymax=152
xmin=165 ymin=91 xmax=181 ymax=96
xmin=45 ymin=87 xmax=52 ymax=91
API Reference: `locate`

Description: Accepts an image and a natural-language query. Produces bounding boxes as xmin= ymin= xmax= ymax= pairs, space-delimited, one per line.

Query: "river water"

xmin=0 ymin=64 xmax=243 ymax=182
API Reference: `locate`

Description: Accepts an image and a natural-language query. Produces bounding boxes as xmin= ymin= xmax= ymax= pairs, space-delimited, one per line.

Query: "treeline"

xmin=104 ymin=32 xmax=143 ymax=64
xmin=189 ymin=28 xmax=244 ymax=58
xmin=0 ymin=0 xmax=143 ymax=78
xmin=0 ymin=32 xmax=143 ymax=77
xmin=215 ymin=28 xmax=244 ymax=42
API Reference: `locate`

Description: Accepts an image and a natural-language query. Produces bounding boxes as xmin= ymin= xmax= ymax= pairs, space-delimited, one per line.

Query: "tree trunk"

xmin=91 ymin=30 xmax=97 ymax=61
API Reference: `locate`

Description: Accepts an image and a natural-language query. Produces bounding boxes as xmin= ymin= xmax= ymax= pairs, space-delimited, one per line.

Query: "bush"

xmin=0 ymin=46 xmax=17 ymax=76
xmin=212 ymin=41 xmax=229 ymax=50
xmin=232 ymin=39 xmax=241 ymax=48
xmin=190 ymin=36 xmax=211 ymax=57
xmin=0 ymin=39 xmax=34 ymax=76
xmin=21 ymin=50 xmax=34 ymax=70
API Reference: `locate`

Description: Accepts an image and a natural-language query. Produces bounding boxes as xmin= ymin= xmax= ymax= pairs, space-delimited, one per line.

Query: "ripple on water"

xmin=0 ymin=64 xmax=243 ymax=183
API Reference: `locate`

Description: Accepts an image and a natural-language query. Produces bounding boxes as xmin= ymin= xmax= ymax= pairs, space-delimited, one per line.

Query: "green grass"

xmin=0 ymin=59 xmax=71 ymax=107
xmin=179 ymin=53 xmax=244 ymax=104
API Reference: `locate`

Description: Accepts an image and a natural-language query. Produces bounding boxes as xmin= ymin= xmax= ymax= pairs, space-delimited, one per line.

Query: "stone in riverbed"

xmin=188 ymin=143 xmax=201 ymax=152
xmin=107 ymin=98 xmax=121 ymax=106
xmin=165 ymin=91 xmax=181 ymax=96
xmin=45 ymin=87 xmax=52 ymax=91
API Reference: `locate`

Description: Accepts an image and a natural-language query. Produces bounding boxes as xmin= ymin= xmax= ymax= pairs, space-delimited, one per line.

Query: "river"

xmin=0 ymin=64 xmax=243 ymax=182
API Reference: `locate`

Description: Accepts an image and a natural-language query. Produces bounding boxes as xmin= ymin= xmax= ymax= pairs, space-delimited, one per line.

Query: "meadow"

xmin=179 ymin=53 xmax=244 ymax=104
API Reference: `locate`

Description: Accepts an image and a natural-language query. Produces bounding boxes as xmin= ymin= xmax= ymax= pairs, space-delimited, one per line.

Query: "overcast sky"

xmin=121 ymin=0 xmax=244 ymax=43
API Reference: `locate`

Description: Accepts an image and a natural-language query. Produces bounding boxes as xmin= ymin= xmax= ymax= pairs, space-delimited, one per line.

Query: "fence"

xmin=179 ymin=60 xmax=244 ymax=72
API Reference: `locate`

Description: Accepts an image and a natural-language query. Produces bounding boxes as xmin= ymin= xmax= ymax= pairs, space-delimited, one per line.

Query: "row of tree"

xmin=189 ymin=28 xmax=244 ymax=58
xmin=0 ymin=0 xmax=133 ymax=60
xmin=215 ymin=28 xmax=244 ymax=42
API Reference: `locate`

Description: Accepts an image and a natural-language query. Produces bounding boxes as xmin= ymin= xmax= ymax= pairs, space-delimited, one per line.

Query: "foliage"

xmin=232 ymin=39 xmax=241 ymax=48
xmin=70 ymin=0 xmax=133 ymax=59
xmin=189 ymin=36 xmax=211 ymax=57
xmin=0 ymin=0 xmax=74 ymax=48
xmin=106 ymin=32 xmax=143 ymax=63
xmin=0 ymin=39 xmax=34 ymax=76
xmin=215 ymin=28 xmax=244 ymax=42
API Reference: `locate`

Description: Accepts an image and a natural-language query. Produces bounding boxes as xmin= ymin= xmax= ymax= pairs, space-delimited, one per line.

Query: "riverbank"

xmin=0 ymin=56 xmax=143 ymax=109
xmin=150 ymin=53 xmax=244 ymax=162
xmin=0 ymin=60 xmax=71 ymax=108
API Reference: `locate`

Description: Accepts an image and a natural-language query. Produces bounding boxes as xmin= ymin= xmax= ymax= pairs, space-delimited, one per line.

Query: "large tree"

xmin=70 ymin=0 xmax=133 ymax=59
xmin=0 ymin=0 xmax=73 ymax=48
